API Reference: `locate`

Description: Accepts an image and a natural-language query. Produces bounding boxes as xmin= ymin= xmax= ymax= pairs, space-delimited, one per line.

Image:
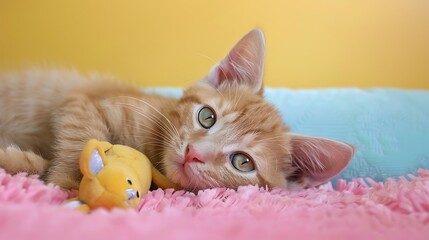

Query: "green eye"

xmin=230 ymin=153 xmax=255 ymax=172
xmin=197 ymin=106 xmax=216 ymax=129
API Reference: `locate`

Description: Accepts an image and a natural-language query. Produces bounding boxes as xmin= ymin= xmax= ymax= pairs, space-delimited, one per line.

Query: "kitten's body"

xmin=0 ymin=70 xmax=178 ymax=189
xmin=0 ymin=30 xmax=354 ymax=191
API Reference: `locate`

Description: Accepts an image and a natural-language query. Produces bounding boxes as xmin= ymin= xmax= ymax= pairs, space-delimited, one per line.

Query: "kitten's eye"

xmin=197 ymin=106 xmax=216 ymax=129
xmin=230 ymin=153 xmax=255 ymax=172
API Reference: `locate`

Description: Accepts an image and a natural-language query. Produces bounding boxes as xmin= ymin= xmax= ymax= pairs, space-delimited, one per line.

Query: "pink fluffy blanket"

xmin=0 ymin=169 xmax=428 ymax=240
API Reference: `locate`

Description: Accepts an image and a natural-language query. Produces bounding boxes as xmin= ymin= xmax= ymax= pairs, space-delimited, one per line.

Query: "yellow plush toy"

xmin=64 ymin=139 xmax=180 ymax=212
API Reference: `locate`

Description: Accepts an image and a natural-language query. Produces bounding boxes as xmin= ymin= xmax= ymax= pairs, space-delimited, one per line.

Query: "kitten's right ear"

xmin=203 ymin=29 xmax=266 ymax=94
xmin=286 ymin=134 xmax=355 ymax=189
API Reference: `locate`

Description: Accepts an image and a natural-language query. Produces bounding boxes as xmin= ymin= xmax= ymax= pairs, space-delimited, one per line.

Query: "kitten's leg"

xmin=44 ymin=96 xmax=110 ymax=189
xmin=0 ymin=146 xmax=49 ymax=175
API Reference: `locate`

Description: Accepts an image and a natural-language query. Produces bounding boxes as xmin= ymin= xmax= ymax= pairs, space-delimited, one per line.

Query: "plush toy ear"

xmin=80 ymin=140 xmax=107 ymax=179
xmin=203 ymin=29 xmax=266 ymax=94
xmin=286 ymin=133 xmax=355 ymax=189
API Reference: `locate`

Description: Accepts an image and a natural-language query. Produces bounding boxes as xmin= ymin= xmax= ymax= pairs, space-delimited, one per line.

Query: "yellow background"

xmin=1 ymin=1 xmax=428 ymax=89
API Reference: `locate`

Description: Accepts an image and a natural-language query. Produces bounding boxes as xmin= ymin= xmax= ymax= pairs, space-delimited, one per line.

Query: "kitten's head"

xmin=164 ymin=29 xmax=354 ymax=191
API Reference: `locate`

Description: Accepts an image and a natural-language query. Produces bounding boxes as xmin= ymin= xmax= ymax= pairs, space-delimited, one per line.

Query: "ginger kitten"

xmin=0 ymin=29 xmax=354 ymax=191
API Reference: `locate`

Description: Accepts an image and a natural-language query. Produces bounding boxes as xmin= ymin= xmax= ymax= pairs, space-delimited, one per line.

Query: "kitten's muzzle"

xmin=183 ymin=145 xmax=204 ymax=165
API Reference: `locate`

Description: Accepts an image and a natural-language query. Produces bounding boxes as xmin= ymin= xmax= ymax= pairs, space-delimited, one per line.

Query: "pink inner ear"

xmin=216 ymin=56 xmax=240 ymax=86
xmin=289 ymin=134 xmax=355 ymax=187
xmin=206 ymin=29 xmax=265 ymax=93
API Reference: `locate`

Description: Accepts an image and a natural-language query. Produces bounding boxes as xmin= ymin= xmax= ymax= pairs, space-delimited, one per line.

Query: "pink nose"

xmin=184 ymin=145 xmax=204 ymax=165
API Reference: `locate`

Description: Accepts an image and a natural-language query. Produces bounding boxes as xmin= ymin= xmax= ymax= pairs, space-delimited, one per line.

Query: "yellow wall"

xmin=1 ymin=1 xmax=428 ymax=89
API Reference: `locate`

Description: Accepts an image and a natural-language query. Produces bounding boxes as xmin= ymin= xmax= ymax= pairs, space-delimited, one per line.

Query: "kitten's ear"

xmin=286 ymin=133 xmax=355 ymax=189
xmin=204 ymin=29 xmax=266 ymax=94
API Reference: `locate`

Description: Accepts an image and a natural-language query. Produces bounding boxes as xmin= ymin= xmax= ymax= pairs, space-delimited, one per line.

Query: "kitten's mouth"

xmin=182 ymin=157 xmax=204 ymax=166
xmin=167 ymin=151 xmax=205 ymax=190
xmin=176 ymin=159 xmax=200 ymax=182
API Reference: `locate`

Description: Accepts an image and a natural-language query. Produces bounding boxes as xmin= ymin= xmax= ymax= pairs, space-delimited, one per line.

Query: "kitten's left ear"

xmin=286 ymin=133 xmax=355 ymax=189
xmin=204 ymin=29 xmax=266 ymax=94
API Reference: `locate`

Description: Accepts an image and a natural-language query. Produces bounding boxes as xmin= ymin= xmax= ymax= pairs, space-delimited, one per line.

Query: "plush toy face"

xmin=97 ymin=163 xmax=141 ymax=206
xmin=78 ymin=140 xmax=151 ymax=210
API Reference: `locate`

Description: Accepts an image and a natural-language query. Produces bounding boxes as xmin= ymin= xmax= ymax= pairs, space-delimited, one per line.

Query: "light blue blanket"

xmin=145 ymin=87 xmax=429 ymax=183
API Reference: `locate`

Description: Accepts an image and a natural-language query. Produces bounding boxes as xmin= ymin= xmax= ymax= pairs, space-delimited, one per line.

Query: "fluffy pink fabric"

xmin=0 ymin=169 xmax=428 ymax=240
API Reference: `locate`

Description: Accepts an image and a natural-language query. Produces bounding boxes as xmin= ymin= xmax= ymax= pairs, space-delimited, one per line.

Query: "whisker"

xmin=118 ymin=125 xmax=175 ymax=146
xmin=105 ymin=96 xmax=180 ymax=140
xmin=129 ymin=97 xmax=181 ymax=138
xmin=114 ymin=102 xmax=178 ymax=141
